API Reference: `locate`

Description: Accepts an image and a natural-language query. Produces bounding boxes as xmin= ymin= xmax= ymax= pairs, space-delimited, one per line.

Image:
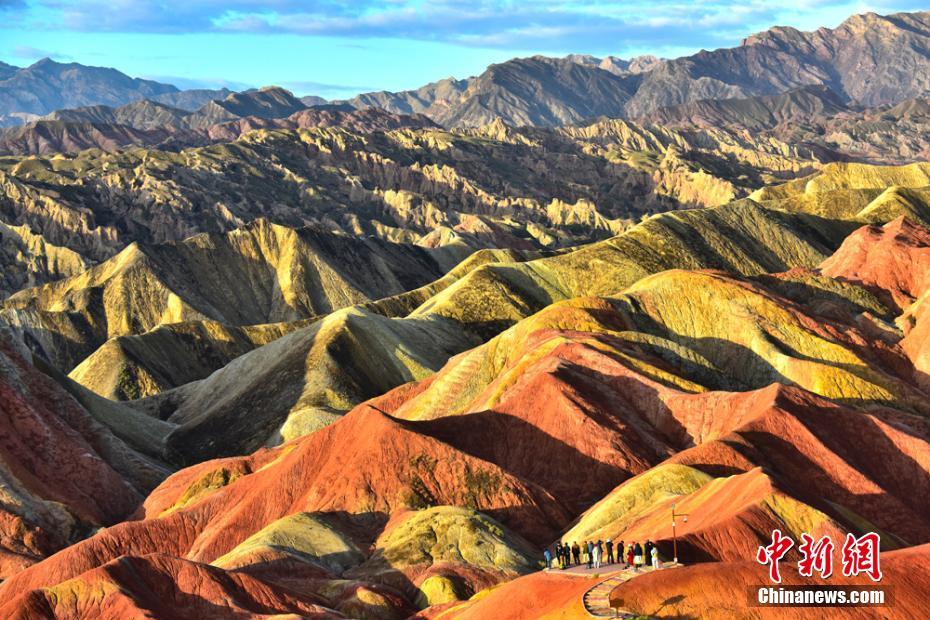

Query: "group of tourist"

xmin=543 ymin=539 xmax=660 ymax=571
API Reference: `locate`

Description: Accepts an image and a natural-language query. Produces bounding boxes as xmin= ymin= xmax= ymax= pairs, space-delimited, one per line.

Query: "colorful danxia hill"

xmin=3 ymin=8 xmax=930 ymax=620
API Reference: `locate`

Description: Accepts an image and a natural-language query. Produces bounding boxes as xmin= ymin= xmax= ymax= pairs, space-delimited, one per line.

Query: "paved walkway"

xmin=544 ymin=562 xmax=679 ymax=617
xmin=584 ymin=572 xmax=636 ymax=617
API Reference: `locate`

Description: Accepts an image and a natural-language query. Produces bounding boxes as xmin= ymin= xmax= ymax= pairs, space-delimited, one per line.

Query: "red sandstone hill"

xmin=819 ymin=216 xmax=930 ymax=311
xmin=669 ymin=386 xmax=930 ymax=544
xmin=563 ymin=384 xmax=930 ymax=565
xmin=819 ymin=216 xmax=930 ymax=391
xmin=0 ymin=553 xmax=341 ymax=620
xmin=0 ymin=403 xmax=567 ymax=599
xmin=0 ymin=332 xmax=168 ymax=578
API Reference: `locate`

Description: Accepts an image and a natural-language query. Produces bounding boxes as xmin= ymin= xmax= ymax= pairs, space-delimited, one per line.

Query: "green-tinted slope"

xmin=150 ymin=307 xmax=478 ymax=464
xmin=68 ymin=248 xmax=542 ymax=400
xmin=2 ymin=219 xmax=469 ymax=371
xmin=414 ymin=200 xmax=854 ymax=333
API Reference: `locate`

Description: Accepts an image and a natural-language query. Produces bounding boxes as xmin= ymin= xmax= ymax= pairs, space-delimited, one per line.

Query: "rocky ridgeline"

xmin=0 ymin=116 xmax=838 ymax=300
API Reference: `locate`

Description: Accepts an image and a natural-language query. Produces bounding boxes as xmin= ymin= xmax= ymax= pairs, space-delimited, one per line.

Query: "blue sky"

xmin=0 ymin=1 xmax=926 ymax=99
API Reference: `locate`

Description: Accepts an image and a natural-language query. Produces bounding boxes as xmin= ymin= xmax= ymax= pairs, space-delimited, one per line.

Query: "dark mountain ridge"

xmin=0 ymin=59 xmax=238 ymax=124
xmin=347 ymin=10 xmax=930 ymax=127
xmin=0 ymin=102 xmax=437 ymax=156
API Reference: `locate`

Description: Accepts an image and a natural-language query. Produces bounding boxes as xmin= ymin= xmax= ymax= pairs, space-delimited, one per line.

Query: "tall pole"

xmin=671 ymin=504 xmax=689 ymax=564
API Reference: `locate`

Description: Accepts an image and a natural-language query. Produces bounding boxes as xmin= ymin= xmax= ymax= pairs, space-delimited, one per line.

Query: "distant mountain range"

xmin=46 ymin=86 xmax=316 ymax=128
xmin=638 ymin=85 xmax=930 ymax=163
xmin=347 ymin=10 xmax=930 ymax=127
xmin=0 ymin=87 xmax=438 ymax=155
xmin=0 ymin=59 xmax=339 ymax=130
xmin=0 ymin=58 xmax=238 ymax=125
xmin=3 ymin=82 xmax=927 ymax=165
xmin=3 ymin=10 xmax=930 ymax=133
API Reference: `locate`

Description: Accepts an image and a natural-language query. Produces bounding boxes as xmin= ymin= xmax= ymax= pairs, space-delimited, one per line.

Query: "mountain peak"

xmin=29 ymin=57 xmax=63 ymax=69
xmin=741 ymin=24 xmax=804 ymax=47
xmin=257 ymin=85 xmax=293 ymax=95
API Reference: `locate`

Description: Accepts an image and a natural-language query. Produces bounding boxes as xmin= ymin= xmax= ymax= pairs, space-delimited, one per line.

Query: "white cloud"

xmin=4 ymin=0 xmax=928 ymax=54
